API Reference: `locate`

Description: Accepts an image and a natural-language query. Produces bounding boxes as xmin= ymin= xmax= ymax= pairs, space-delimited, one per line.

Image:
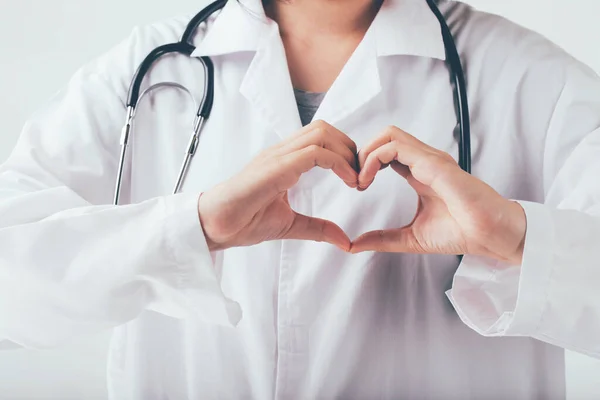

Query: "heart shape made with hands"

xmin=198 ymin=122 xmax=526 ymax=263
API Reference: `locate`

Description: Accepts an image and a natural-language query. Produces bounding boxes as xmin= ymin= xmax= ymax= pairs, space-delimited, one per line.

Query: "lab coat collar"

xmin=191 ymin=0 xmax=270 ymax=57
xmin=374 ymin=0 xmax=446 ymax=60
xmin=191 ymin=0 xmax=446 ymax=61
xmin=191 ymin=0 xmax=447 ymax=138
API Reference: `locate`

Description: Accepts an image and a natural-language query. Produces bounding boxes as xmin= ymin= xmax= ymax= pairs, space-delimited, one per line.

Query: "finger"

xmin=285 ymin=145 xmax=358 ymax=188
xmin=279 ymin=120 xmax=358 ymax=156
xmin=308 ymin=120 xmax=358 ymax=155
xmin=278 ymin=127 xmax=358 ymax=171
xmin=358 ymin=141 xmax=403 ymax=190
xmin=359 ymin=137 xmax=456 ymax=190
xmin=271 ymin=123 xmax=321 ymax=151
xmin=385 ymin=130 xmax=455 ymax=169
xmin=357 ymin=126 xmax=437 ymax=169
xmin=358 ymin=145 xmax=432 ymax=195
xmin=284 ymin=213 xmax=351 ymax=251
xmin=390 ymin=162 xmax=411 ymax=179
xmin=390 ymin=162 xmax=433 ymax=195
xmin=357 ymin=129 xmax=394 ymax=169
xmin=350 ymin=227 xmax=420 ymax=254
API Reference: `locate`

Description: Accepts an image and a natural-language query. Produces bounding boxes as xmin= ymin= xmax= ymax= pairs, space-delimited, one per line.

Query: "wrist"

xmin=500 ymin=200 xmax=527 ymax=264
xmin=197 ymin=192 xmax=222 ymax=252
xmin=476 ymin=198 xmax=526 ymax=264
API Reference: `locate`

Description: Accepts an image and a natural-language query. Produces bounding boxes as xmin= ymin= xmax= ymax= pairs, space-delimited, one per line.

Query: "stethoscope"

xmin=113 ymin=0 xmax=471 ymax=205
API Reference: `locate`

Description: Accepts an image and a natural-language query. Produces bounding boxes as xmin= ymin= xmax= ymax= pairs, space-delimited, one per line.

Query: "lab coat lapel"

xmin=240 ymin=23 xmax=303 ymax=139
xmin=310 ymin=20 xmax=381 ymax=126
xmin=191 ymin=0 xmax=445 ymax=138
xmin=311 ymin=0 xmax=447 ymax=127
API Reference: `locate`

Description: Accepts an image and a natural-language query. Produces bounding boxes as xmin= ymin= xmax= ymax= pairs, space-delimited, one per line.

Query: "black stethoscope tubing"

xmin=114 ymin=0 xmax=471 ymax=205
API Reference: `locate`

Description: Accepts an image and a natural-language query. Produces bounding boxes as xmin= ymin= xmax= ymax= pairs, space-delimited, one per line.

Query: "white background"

xmin=0 ymin=0 xmax=599 ymax=399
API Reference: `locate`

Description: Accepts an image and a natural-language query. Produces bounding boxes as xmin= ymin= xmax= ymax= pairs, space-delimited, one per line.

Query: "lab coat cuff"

xmin=160 ymin=193 xmax=242 ymax=327
xmin=447 ymin=200 xmax=554 ymax=337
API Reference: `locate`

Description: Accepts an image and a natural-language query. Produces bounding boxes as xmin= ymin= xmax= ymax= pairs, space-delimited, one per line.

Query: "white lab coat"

xmin=1 ymin=0 xmax=600 ymax=398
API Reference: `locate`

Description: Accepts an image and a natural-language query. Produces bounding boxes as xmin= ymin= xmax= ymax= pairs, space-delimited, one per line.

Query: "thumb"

xmin=350 ymin=227 xmax=418 ymax=254
xmin=283 ymin=213 xmax=351 ymax=252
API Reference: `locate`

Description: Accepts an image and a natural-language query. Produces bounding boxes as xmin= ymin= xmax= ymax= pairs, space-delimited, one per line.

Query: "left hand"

xmin=350 ymin=126 xmax=527 ymax=265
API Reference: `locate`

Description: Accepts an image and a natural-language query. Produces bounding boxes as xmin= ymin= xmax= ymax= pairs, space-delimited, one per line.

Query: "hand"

xmin=198 ymin=120 xmax=358 ymax=252
xmin=350 ymin=126 xmax=527 ymax=264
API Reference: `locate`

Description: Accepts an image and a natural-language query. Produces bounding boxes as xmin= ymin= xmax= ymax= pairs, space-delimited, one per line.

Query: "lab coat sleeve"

xmin=447 ymin=59 xmax=600 ymax=358
xmin=0 ymin=32 xmax=241 ymax=350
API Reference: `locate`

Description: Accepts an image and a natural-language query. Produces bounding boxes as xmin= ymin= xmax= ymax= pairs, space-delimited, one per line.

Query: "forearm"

xmin=0 ymin=188 xmax=240 ymax=349
xmin=450 ymin=201 xmax=600 ymax=358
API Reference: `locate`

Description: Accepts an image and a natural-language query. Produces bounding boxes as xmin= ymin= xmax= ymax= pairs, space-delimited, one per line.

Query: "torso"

xmin=104 ymin=1 xmax=573 ymax=398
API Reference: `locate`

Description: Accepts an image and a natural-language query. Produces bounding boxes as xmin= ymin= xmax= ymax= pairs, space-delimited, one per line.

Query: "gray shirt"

xmin=293 ymin=88 xmax=326 ymax=126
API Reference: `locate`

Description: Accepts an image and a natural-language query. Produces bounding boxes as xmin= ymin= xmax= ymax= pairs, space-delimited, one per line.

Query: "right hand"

xmin=197 ymin=120 xmax=358 ymax=252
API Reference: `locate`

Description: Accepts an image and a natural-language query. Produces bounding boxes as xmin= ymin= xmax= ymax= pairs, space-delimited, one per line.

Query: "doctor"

xmin=1 ymin=0 xmax=600 ymax=398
